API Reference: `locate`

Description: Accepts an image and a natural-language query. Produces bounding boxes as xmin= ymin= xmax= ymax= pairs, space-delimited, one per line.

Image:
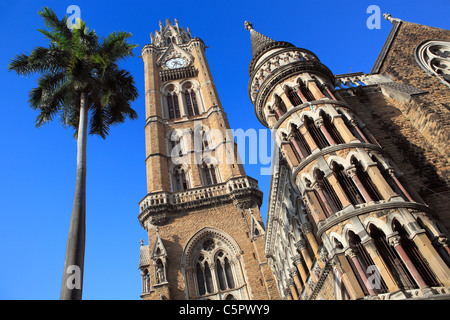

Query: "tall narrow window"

xmin=351 ymin=157 xmax=383 ymax=202
xmin=286 ymin=86 xmax=303 ymax=106
xmin=332 ymin=162 xmax=364 ymax=205
xmin=185 ymin=85 xmax=200 ymax=116
xmin=369 ymin=225 xmax=417 ymax=290
xmin=304 ymin=116 xmax=329 ymax=149
xmin=202 ymin=163 xmax=218 ymax=186
xmin=299 ymin=81 xmax=315 ymax=101
xmin=173 ymin=166 xmax=189 ymax=191
xmin=321 ymin=111 xmax=345 ymax=144
xmin=167 ymin=92 xmax=181 ymax=119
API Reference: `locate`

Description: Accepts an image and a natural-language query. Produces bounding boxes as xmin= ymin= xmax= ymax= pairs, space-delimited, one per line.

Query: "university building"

xmin=138 ymin=14 xmax=450 ymax=300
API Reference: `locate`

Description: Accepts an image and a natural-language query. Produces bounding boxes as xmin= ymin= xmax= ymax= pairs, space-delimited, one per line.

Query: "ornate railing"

xmin=138 ymin=176 xmax=262 ymax=226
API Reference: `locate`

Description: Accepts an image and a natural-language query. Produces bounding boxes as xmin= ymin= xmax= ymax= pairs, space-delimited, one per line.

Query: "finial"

xmin=166 ymin=18 xmax=172 ymax=26
xmin=174 ymin=18 xmax=179 ymax=26
xmin=383 ymin=13 xmax=402 ymax=23
xmin=140 ymin=239 xmax=144 ymax=246
xmin=244 ymin=21 xmax=253 ymax=31
xmin=159 ymin=20 xmax=163 ymax=31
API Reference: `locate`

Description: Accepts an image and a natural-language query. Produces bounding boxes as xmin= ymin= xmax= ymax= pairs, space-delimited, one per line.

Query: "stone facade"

xmin=246 ymin=15 xmax=450 ymax=300
xmin=137 ymin=19 xmax=278 ymax=300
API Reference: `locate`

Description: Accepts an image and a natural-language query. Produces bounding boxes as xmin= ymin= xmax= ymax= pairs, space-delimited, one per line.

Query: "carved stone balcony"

xmin=138 ymin=176 xmax=263 ymax=228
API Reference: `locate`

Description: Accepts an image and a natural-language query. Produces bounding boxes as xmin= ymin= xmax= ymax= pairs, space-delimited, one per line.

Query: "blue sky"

xmin=1 ymin=0 xmax=449 ymax=300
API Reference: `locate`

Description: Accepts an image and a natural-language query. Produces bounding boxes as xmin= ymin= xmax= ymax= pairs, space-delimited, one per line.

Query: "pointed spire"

xmin=244 ymin=21 xmax=276 ymax=57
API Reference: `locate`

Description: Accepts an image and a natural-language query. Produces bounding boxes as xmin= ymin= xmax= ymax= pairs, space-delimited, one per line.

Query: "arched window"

xmin=201 ymin=162 xmax=219 ymax=186
xmin=369 ymin=224 xmax=417 ymax=290
xmin=304 ymin=115 xmax=329 ymax=149
xmin=348 ymin=231 xmax=388 ymax=294
xmin=274 ymin=95 xmax=287 ymax=116
xmin=298 ymin=80 xmax=315 ymax=101
xmin=185 ymin=85 xmax=200 ymax=116
xmin=393 ymin=220 xmax=441 ymax=287
xmin=415 ymin=40 xmax=450 ymax=86
xmin=332 ymin=162 xmax=364 ymax=205
xmin=291 ymin=123 xmax=311 ymax=157
xmin=167 ymin=91 xmax=181 ymax=120
xmin=350 ymin=157 xmax=383 ymax=202
xmin=182 ymin=228 xmax=246 ymax=299
xmin=314 ymin=169 xmax=342 ymax=213
xmin=320 ymin=111 xmax=345 ymax=144
xmin=286 ymin=86 xmax=303 ymax=106
xmin=172 ymin=165 xmax=189 ymax=191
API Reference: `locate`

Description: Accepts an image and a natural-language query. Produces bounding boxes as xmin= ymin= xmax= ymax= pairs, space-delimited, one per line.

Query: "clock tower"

xmin=137 ymin=19 xmax=279 ymax=300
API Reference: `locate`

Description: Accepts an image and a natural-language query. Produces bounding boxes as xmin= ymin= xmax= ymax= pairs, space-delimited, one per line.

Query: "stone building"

xmin=245 ymin=14 xmax=450 ymax=300
xmin=137 ymin=19 xmax=279 ymax=300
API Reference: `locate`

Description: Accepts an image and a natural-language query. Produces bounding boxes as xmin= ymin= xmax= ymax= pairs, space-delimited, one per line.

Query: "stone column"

xmin=308 ymin=80 xmax=326 ymax=100
xmin=281 ymin=142 xmax=300 ymax=167
xmin=345 ymin=248 xmax=376 ymax=295
xmin=301 ymin=222 xmax=324 ymax=268
xmin=333 ymin=256 xmax=365 ymax=299
xmin=290 ymin=267 xmax=304 ymax=296
xmin=412 ymin=233 xmax=450 ymax=286
xmin=293 ymin=255 xmax=310 ymax=295
xmin=313 ymin=182 xmax=334 ymax=217
xmin=346 ymin=167 xmax=372 ymax=203
xmin=288 ymin=278 xmax=299 ymax=300
xmin=388 ymin=168 xmax=415 ymax=202
xmin=303 ymin=192 xmax=327 ymax=224
xmin=296 ymin=239 xmax=314 ymax=278
xmin=366 ymin=165 xmax=397 ymax=201
xmin=288 ymin=133 xmax=305 ymax=160
xmin=315 ymin=118 xmax=336 ymax=146
xmin=349 ymin=119 xmax=370 ymax=143
xmin=294 ymin=85 xmax=308 ymax=103
xmin=326 ymin=173 xmax=352 ymax=209
xmin=279 ymin=91 xmax=294 ymax=109
xmin=333 ymin=116 xmax=356 ymax=143
xmin=361 ymin=238 xmax=399 ymax=292
xmin=388 ymin=235 xmax=428 ymax=289
xmin=299 ymin=125 xmax=319 ymax=152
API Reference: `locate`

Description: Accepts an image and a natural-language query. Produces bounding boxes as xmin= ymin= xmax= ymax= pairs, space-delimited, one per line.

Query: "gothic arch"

xmin=415 ymin=39 xmax=450 ymax=87
xmin=181 ymin=227 xmax=248 ymax=300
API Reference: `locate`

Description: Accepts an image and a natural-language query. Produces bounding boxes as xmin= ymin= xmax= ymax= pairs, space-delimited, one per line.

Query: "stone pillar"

xmin=333 ymin=116 xmax=356 ymax=143
xmin=293 ymin=255 xmax=310 ymax=295
xmin=412 ymin=233 xmax=450 ymax=286
xmin=313 ymin=182 xmax=334 ymax=217
xmin=326 ymin=173 xmax=352 ymax=209
xmin=388 ymin=168 xmax=415 ymax=202
xmin=388 ymin=235 xmax=428 ymax=289
xmin=288 ymin=134 xmax=305 ymax=160
xmin=308 ymin=80 xmax=326 ymax=100
xmin=301 ymin=222 xmax=324 ymax=268
xmin=299 ymin=125 xmax=319 ymax=152
xmin=290 ymin=267 xmax=304 ymax=295
xmin=303 ymin=192 xmax=327 ymax=224
xmin=295 ymin=85 xmax=308 ymax=103
xmin=361 ymin=239 xmax=399 ymax=292
xmin=288 ymin=279 xmax=299 ymax=300
xmin=349 ymin=119 xmax=370 ymax=143
xmin=279 ymin=91 xmax=294 ymax=109
xmin=366 ymin=165 xmax=397 ymax=201
xmin=315 ymin=118 xmax=336 ymax=146
xmin=296 ymin=239 xmax=314 ymax=277
xmin=347 ymin=167 xmax=372 ymax=203
xmin=345 ymin=248 xmax=376 ymax=295
xmin=281 ymin=143 xmax=300 ymax=167
xmin=333 ymin=255 xmax=365 ymax=299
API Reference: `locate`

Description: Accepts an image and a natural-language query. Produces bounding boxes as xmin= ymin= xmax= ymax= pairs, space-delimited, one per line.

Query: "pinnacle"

xmin=244 ymin=21 xmax=276 ymax=57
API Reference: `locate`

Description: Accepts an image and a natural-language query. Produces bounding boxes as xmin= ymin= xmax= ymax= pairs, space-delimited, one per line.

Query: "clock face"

xmin=165 ymin=58 xmax=187 ymax=69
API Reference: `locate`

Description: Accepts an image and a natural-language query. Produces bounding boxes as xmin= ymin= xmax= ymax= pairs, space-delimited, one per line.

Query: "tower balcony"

xmin=138 ymin=176 xmax=263 ymax=228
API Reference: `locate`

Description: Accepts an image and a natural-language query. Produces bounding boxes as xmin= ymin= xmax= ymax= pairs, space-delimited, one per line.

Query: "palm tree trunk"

xmin=60 ymin=92 xmax=88 ymax=300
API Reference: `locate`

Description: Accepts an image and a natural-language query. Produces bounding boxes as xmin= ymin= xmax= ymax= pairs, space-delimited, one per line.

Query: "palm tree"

xmin=8 ymin=7 xmax=139 ymax=299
